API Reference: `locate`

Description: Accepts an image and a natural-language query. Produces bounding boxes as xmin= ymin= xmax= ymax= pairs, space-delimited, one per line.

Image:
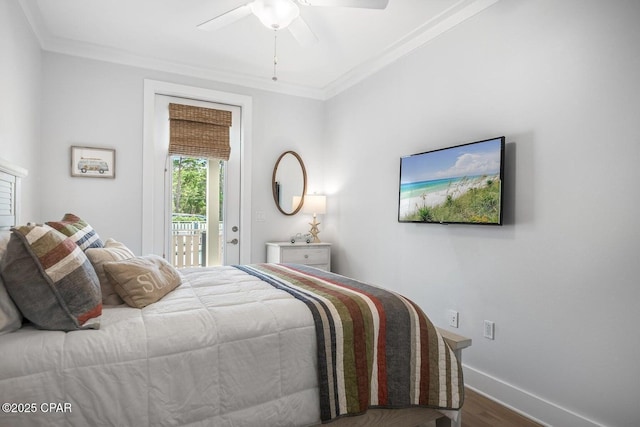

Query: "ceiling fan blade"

xmin=297 ymin=0 xmax=388 ymax=9
xmin=197 ymin=4 xmax=253 ymax=32
xmin=288 ymin=16 xmax=319 ymax=47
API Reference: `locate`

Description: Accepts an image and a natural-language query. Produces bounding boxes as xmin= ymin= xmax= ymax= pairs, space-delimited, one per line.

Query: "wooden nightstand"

xmin=266 ymin=242 xmax=331 ymax=271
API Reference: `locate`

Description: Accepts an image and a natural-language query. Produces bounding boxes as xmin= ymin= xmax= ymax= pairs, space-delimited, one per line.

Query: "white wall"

xmin=249 ymin=91 xmax=325 ymax=253
xmin=0 ymin=0 xmax=42 ymax=222
xmin=323 ymin=1 xmax=640 ymax=426
xmin=39 ymin=53 xmax=324 ymax=259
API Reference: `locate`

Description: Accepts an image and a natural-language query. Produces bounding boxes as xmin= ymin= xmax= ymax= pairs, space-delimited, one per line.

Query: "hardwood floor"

xmin=461 ymin=388 xmax=543 ymax=427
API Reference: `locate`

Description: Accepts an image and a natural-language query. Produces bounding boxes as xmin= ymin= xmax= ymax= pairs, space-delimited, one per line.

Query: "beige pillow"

xmin=86 ymin=238 xmax=135 ymax=305
xmin=103 ymin=255 xmax=181 ymax=308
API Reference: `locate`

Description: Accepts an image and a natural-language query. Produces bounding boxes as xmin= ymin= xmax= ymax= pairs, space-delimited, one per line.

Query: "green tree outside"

xmin=172 ymin=157 xmax=206 ymax=216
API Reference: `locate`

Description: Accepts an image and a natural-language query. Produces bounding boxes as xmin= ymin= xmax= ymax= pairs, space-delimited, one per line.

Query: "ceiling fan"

xmin=197 ymin=0 xmax=389 ymax=47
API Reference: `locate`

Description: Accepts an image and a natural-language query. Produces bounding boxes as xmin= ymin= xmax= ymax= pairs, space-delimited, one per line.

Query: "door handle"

xmin=227 ymin=238 xmax=239 ymax=245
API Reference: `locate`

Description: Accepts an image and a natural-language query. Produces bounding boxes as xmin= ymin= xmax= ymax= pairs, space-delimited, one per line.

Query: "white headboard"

xmin=0 ymin=158 xmax=28 ymax=230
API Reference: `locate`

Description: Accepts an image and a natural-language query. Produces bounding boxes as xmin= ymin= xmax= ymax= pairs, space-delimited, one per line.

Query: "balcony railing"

xmin=171 ymin=221 xmax=222 ymax=268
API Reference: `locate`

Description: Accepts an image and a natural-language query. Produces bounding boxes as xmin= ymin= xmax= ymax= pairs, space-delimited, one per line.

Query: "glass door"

xmin=155 ymin=95 xmax=241 ymax=267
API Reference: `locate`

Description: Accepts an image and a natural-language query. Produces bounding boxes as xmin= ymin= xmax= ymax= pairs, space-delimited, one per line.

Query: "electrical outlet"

xmin=448 ymin=310 xmax=459 ymax=328
xmin=484 ymin=320 xmax=495 ymax=340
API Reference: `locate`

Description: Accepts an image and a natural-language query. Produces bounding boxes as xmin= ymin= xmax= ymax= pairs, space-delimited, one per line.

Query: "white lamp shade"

xmin=302 ymin=195 xmax=326 ymax=215
xmin=250 ymin=0 xmax=300 ymax=29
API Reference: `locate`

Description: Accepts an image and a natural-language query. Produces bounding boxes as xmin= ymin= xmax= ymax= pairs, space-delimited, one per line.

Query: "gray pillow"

xmin=0 ymin=225 xmax=102 ymax=331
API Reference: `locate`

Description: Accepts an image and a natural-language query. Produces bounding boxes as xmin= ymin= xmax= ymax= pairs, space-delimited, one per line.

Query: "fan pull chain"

xmin=272 ymin=30 xmax=278 ymax=81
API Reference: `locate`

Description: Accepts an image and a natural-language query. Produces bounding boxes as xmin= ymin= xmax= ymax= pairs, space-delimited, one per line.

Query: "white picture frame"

xmin=70 ymin=146 xmax=116 ymax=179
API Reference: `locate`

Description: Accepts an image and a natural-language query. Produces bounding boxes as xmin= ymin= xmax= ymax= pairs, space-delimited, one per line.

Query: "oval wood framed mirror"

xmin=272 ymin=151 xmax=307 ymax=216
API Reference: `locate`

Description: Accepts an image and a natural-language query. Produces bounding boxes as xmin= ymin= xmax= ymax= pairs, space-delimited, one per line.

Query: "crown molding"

xmin=46 ymin=35 xmax=327 ymax=100
xmin=19 ymin=0 xmax=499 ymax=101
xmin=322 ymin=0 xmax=500 ymax=99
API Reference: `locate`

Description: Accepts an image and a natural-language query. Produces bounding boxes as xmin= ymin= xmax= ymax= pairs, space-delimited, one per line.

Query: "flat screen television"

xmin=398 ymin=136 xmax=505 ymax=225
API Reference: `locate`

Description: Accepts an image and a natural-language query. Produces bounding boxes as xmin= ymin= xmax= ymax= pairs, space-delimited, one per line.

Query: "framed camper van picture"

xmin=70 ymin=146 xmax=115 ymax=178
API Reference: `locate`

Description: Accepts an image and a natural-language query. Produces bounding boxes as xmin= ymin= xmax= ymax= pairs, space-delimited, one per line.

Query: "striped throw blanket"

xmin=235 ymin=263 xmax=463 ymax=422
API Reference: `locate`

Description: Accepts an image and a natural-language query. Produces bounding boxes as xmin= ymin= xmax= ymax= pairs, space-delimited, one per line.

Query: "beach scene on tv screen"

xmin=399 ymin=138 xmax=502 ymax=224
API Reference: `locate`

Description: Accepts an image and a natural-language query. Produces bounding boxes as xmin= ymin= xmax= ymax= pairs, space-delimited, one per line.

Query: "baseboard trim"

xmin=463 ymin=365 xmax=605 ymax=427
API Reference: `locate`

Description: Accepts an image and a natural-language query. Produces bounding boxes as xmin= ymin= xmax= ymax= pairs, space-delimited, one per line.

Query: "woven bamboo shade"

xmin=168 ymin=103 xmax=233 ymax=160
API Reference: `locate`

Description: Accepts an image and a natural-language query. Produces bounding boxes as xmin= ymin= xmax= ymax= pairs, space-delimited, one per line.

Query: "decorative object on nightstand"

xmin=266 ymin=241 xmax=331 ymax=271
xmin=302 ymin=194 xmax=326 ymax=243
xmin=290 ymin=233 xmax=313 ymax=244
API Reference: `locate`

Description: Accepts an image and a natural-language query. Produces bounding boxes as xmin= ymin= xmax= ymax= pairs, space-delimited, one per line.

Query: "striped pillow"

xmin=0 ymin=224 xmax=102 ymax=331
xmin=46 ymin=213 xmax=104 ymax=250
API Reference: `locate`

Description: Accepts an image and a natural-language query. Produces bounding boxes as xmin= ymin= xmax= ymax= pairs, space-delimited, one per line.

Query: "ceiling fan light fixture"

xmin=251 ymin=0 xmax=300 ymax=30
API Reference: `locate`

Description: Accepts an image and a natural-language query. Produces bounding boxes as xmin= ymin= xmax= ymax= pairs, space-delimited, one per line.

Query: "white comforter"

xmin=0 ymin=266 xmax=321 ymax=427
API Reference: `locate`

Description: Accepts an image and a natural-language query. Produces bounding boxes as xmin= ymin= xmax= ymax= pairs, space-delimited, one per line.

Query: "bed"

xmin=0 ymin=160 xmax=470 ymax=427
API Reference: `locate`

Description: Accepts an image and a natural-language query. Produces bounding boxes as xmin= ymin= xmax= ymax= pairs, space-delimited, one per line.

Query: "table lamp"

xmin=302 ymin=195 xmax=326 ymax=243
